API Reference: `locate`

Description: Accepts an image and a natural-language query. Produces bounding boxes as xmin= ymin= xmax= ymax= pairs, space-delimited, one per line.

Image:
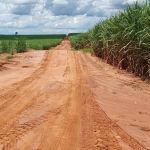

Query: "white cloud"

xmin=52 ymin=0 xmax=68 ymax=5
xmin=0 ymin=0 xmax=145 ymax=34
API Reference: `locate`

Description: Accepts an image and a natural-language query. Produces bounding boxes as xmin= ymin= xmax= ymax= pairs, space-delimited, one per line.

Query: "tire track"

xmin=0 ymin=39 xmax=148 ymax=149
xmin=0 ymin=51 xmax=51 ymax=111
xmin=76 ymin=53 xmax=122 ymax=150
xmin=78 ymin=52 xmax=147 ymax=150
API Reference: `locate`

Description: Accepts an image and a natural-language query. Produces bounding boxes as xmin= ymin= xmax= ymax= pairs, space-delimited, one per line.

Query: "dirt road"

xmin=0 ymin=40 xmax=150 ymax=150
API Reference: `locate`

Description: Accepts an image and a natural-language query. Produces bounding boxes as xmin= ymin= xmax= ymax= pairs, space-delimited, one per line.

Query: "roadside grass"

xmin=71 ymin=47 xmax=93 ymax=54
xmin=6 ymin=55 xmax=14 ymax=60
xmin=82 ymin=48 xmax=93 ymax=53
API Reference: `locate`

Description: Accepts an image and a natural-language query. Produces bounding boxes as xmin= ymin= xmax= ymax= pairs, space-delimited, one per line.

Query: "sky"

xmin=0 ymin=0 xmax=145 ymax=35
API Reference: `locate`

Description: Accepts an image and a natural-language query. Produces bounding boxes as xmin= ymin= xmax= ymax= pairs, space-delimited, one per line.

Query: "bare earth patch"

xmin=0 ymin=50 xmax=46 ymax=89
xmin=0 ymin=40 xmax=149 ymax=150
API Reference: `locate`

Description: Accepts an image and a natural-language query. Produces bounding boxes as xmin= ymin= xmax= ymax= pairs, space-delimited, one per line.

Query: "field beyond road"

xmin=0 ymin=39 xmax=150 ymax=150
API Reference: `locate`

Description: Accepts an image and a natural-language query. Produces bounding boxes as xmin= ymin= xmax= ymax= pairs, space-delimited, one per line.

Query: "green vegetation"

xmin=1 ymin=40 xmax=16 ymax=54
xmin=27 ymin=39 xmax=62 ymax=50
xmin=0 ymin=34 xmax=65 ymax=54
xmin=69 ymin=33 xmax=91 ymax=49
xmin=6 ymin=55 xmax=14 ymax=60
xmin=68 ymin=33 xmax=81 ymax=36
xmin=0 ymin=34 xmax=65 ymax=40
xmin=16 ymin=36 xmax=27 ymax=53
xmin=69 ymin=1 xmax=150 ymax=79
xmin=82 ymin=48 xmax=93 ymax=53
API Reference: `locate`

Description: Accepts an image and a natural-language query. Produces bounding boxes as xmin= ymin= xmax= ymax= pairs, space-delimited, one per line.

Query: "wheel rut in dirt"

xmin=0 ymin=40 xmax=148 ymax=150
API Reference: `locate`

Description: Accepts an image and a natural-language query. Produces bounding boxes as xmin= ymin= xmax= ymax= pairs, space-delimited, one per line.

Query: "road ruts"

xmin=0 ymin=40 xmax=147 ymax=150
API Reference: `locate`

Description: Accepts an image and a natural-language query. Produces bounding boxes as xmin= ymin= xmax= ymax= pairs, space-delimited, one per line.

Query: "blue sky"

xmin=0 ymin=0 xmax=144 ymax=34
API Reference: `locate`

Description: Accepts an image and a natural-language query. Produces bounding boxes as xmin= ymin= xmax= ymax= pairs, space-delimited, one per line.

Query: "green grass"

xmin=27 ymin=39 xmax=62 ymax=50
xmin=0 ymin=34 xmax=65 ymax=54
xmin=0 ymin=34 xmax=66 ymax=40
xmin=82 ymin=48 xmax=93 ymax=53
xmin=1 ymin=40 xmax=16 ymax=54
xmin=71 ymin=47 xmax=93 ymax=53
xmin=6 ymin=55 xmax=14 ymax=60
xmin=69 ymin=33 xmax=91 ymax=49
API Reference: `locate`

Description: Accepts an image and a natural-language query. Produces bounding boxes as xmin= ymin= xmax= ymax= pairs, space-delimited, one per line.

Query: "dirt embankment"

xmin=0 ymin=40 xmax=150 ymax=150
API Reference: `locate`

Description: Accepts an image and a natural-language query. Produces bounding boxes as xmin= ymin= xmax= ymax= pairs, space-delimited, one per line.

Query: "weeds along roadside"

xmin=0 ymin=34 xmax=65 ymax=54
xmin=69 ymin=33 xmax=94 ymax=54
xmin=69 ymin=1 xmax=150 ymax=80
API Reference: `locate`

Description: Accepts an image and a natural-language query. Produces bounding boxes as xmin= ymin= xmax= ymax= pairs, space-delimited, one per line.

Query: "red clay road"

xmin=0 ymin=40 xmax=150 ymax=150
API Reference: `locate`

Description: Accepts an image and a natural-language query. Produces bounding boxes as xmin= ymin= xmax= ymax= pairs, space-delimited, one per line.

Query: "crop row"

xmin=69 ymin=1 xmax=150 ymax=80
xmin=0 ymin=34 xmax=65 ymax=54
xmin=0 ymin=34 xmax=65 ymax=40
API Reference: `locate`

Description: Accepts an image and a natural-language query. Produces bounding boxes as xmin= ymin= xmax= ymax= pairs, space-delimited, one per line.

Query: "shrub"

xmin=16 ymin=36 xmax=27 ymax=53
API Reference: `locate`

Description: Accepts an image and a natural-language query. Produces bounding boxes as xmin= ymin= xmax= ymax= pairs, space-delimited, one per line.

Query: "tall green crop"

xmin=16 ymin=37 xmax=27 ymax=53
xmin=27 ymin=39 xmax=62 ymax=50
xmin=69 ymin=0 xmax=150 ymax=79
xmin=0 ymin=34 xmax=65 ymax=53
xmin=69 ymin=33 xmax=91 ymax=49
xmin=1 ymin=40 xmax=16 ymax=54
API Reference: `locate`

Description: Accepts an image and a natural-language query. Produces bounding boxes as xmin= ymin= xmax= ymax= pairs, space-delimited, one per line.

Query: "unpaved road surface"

xmin=0 ymin=40 xmax=150 ymax=150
